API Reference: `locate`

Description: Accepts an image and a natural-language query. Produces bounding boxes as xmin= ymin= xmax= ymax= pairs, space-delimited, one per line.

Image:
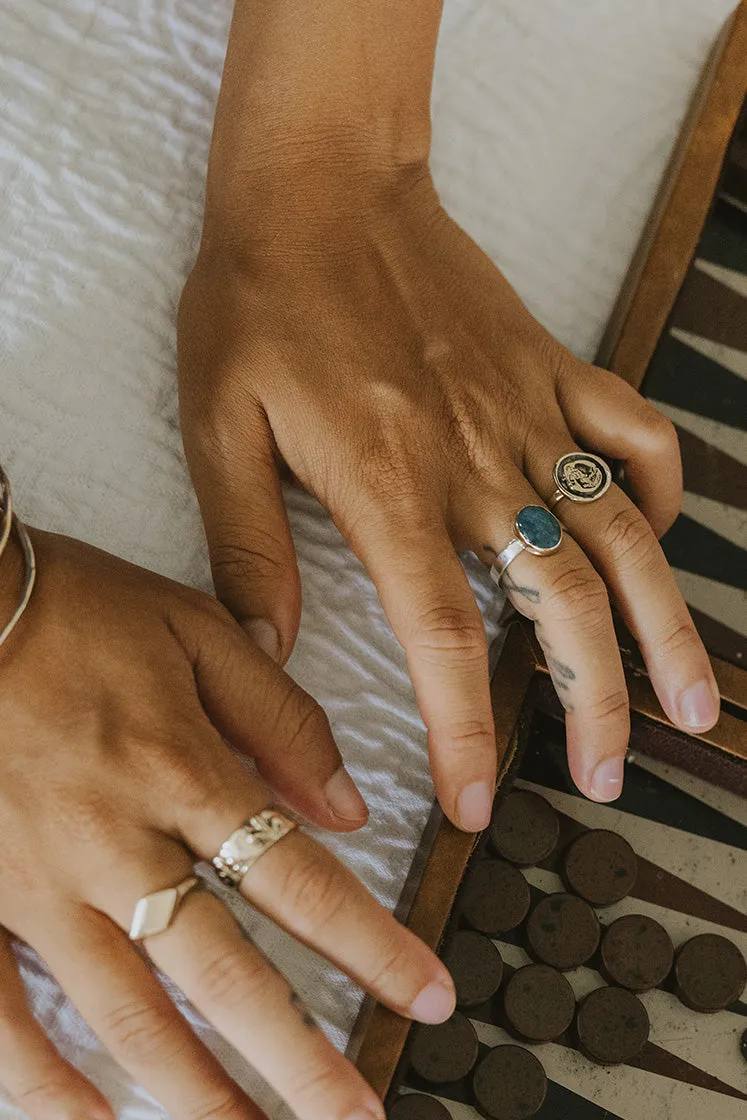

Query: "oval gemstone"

xmin=515 ymin=505 xmax=562 ymax=552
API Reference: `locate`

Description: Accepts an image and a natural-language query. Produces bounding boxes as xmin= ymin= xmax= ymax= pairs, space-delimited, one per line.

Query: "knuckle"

xmin=101 ymin=997 xmax=183 ymax=1066
xmin=601 ymin=507 xmax=659 ymax=572
xmin=272 ymin=687 xmax=331 ymax=756
xmin=369 ymin=935 xmax=419 ymax=999
xmin=543 ymin=564 xmax=609 ymax=628
xmin=638 ymin=406 xmax=679 ymax=455
xmin=211 ymin=539 xmax=288 ymax=590
xmin=189 ymin=1090 xmax=251 ymax=1120
xmin=287 ymin=1055 xmax=348 ymax=1112
xmin=197 ymin=946 xmax=266 ymax=1012
xmin=55 ymin=791 xmax=117 ymax=849
xmin=14 ymin=1077 xmax=84 ymax=1118
xmin=585 ymin=688 xmax=630 ymax=724
xmin=277 ymin=849 xmax=347 ymax=938
xmin=168 ymin=765 xmax=216 ymax=817
xmin=413 ymin=603 xmax=485 ymax=662
xmin=655 ymin=619 xmax=703 ymax=661
xmin=155 ymin=746 xmax=219 ymax=816
xmin=440 ymin=719 xmax=495 ymax=756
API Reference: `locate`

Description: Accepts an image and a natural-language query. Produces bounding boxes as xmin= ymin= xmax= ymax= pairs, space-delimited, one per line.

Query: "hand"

xmin=178 ymin=167 xmax=719 ymax=829
xmin=0 ymin=529 xmax=454 ymax=1120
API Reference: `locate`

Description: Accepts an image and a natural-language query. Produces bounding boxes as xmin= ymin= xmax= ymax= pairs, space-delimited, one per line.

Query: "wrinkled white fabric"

xmin=0 ymin=0 xmax=736 ymax=1116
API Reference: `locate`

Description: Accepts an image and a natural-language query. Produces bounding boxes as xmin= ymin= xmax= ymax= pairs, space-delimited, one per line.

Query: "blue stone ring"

xmin=489 ymin=505 xmax=563 ymax=588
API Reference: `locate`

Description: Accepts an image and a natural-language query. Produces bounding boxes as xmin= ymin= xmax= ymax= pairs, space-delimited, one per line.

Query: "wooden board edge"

xmin=353 ymin=624 xmax=537 ymax=1097
xmin=596 ymin=0 xmax=747 ymax=386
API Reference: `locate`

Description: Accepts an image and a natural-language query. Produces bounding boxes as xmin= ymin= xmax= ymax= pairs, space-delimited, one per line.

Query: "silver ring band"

xmin=0 ymin=465 xmax=37 ymax=650
xmin=213 ymin=809 xmax=297 ymax=888
xmin=489 ymin=537 xmax=526 ymax=586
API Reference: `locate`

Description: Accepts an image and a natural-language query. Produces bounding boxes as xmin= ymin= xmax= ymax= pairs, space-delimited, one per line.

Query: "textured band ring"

xmin=489 ymin=506 xmax=563 ymax=587
xmin=549 ymin=452 xmax=612 ymax=509
xmin=212 ymin=809 xmax=297 ymax=888
xmin=129 ymin=875 xmax=202 ymax=940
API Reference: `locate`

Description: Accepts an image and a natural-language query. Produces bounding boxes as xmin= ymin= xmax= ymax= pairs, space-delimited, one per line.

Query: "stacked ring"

xmin=490 ymin=506 xmax=564 ymax=587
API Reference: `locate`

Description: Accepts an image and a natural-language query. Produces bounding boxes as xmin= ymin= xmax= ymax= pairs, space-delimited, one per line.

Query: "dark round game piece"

xmin=526 ymin=893 xmax=600 ymax=970
xmin=489 ymin=790 xmax=560 ymax=866
xmin=472 ymin=1045 xmax=547 ymax=1120
xmin=576 ymin=986 xmax=650 ymax=1065
xmin=601 ymin=914 xmax=674 ymax=992
xmin=388 ymin=1094 xmax=452 ymax=1120
xmin=675 ymin=934 xmax=747 ymax=1013
xmin=441 ymin=930 xmax=504 ymax=1009
xmin=503 ymin=963 xmax=575 ymax=1041
xmin=409 ymin=1013 xmax=479 ymax=1084
xmin=460 ymin=860 xmax=531 ymax=936
xmin=564 ymin=829 xmax=637 ymax=906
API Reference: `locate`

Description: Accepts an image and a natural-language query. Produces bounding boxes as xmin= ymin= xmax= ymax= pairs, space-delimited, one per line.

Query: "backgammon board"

xmin=379 ymin=709 xmax=747 ymax=1120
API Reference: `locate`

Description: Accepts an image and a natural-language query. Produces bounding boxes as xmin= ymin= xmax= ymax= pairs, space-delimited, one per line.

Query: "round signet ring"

xmin=550 ymin=452 xmax=612 ymax=508
xmin=489 ymin=506 xmax=563 ymax=588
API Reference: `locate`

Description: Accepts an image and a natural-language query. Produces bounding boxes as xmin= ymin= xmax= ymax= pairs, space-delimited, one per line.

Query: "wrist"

xmin=202 ymin=0 xmax=441 ymax=242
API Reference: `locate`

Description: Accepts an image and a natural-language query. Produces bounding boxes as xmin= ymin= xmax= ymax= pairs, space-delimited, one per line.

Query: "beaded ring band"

xmin=0 ymin=465 xmax=37 ymax=650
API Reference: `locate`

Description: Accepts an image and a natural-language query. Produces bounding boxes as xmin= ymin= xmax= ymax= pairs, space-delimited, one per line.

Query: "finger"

xmin=176 ymin=785 xmax=455 ymax=1025
xmin=173 ymin=604 xmax=368 ymax=831
xmin=0 ymin=931 xmax=114 ymax=1120
xmin=182 ymin=394 xmax=300 ymax=663
xmin=454 ymin=470 xmax=630 ymax=802
xmin=34 ymin=894 xmax=266 ymax=1120
xmin=527 ymin=434 xmax=719 ymax=735
xmin=341 ymin=498 xmax=496 ymax=832
xmin=141 ymin=886 xmax=386 ymax=1120
xmin=557 ymin=361 xmax=682 ymax=537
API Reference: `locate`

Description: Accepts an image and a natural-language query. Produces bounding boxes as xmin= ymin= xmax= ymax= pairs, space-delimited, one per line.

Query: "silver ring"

xmin=213 ymin=809 xmax=297 ymax=888
xmin=550 ymin=452 xmax=612 ymax=509
xmin=489 ymin=505 xmax=564 ymax=587
xmin=129 ymin=875 xmax=202 ymax=940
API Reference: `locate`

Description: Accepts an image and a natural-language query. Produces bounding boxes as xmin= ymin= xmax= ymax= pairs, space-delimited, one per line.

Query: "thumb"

xmin=186 ymin=604 xmax=369 ymax=832
xmin=186 ymin=405 xmax=301 ymax=664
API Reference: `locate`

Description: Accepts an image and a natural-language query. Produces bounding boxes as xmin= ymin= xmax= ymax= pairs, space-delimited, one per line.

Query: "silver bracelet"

xmin=0 ymin=469 xmax=12 ymax=562
xmin=0 ymin=465 xmax=37 ymax=650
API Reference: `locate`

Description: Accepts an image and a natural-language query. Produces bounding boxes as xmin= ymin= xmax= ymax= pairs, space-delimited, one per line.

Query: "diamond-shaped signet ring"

xmin=129 ymin=875 xmax=202 ymax=941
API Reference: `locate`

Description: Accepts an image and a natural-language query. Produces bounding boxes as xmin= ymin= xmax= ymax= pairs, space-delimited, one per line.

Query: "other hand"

xmin=0 ymin=529 xmax=453 ymax=1120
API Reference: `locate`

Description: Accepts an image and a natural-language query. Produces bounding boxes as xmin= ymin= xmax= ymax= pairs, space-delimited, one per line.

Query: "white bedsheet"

xmin=0 ymin=0 xmax=736 ymax=1116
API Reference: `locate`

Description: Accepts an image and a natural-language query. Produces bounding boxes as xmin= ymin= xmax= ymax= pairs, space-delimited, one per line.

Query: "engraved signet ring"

xmin=212 ymin=809 xmax=297 ymax=888
xmin=550 ymin=452 xmax=612 ymax=508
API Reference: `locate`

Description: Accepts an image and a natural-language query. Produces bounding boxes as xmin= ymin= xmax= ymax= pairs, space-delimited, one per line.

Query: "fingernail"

xmin=590 ymin=757 xmax=625 ymax=802
xmin=456 ymin=781 xmax=493 ymax=831
xmin=678 ymin=679 xmax=720 ymax=730
xmin=324 ymin=766 xmax=368 ymax=822
xmin=409 ymin=979 xmax=456 ymax=1024
xmin=244 ymin=617 xmax=280 ymax=661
